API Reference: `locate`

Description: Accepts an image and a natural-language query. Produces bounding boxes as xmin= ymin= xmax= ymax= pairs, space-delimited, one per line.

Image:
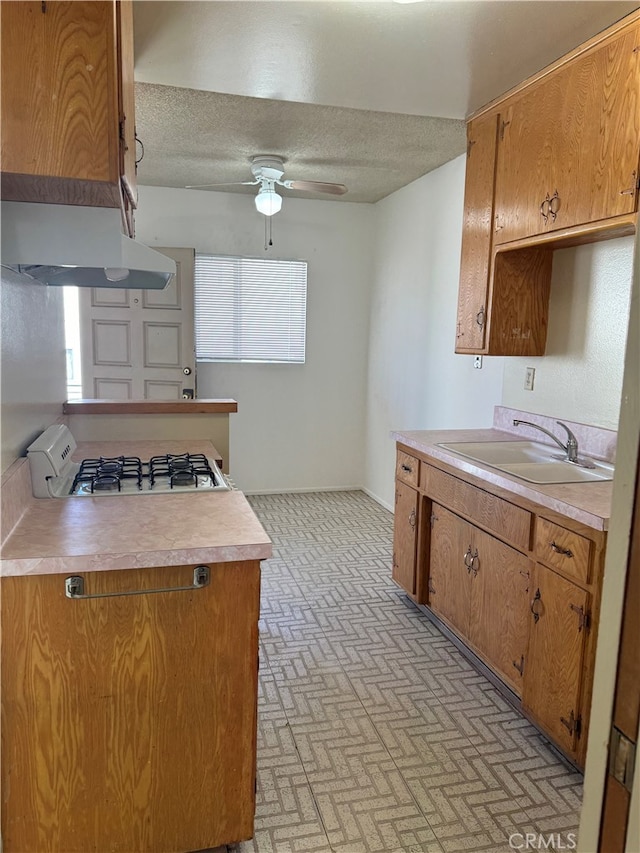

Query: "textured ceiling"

xmin=133 ymin=0 xmax=639 ymax=205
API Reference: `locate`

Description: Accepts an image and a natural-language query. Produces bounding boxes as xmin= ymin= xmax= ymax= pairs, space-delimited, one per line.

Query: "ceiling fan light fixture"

xmin=255 ymin=186 xmax=282 ymax=216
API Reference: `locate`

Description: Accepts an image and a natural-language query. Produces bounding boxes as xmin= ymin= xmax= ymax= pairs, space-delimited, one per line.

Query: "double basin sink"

xmin=438 ymin=440 xmax=614 ymax=485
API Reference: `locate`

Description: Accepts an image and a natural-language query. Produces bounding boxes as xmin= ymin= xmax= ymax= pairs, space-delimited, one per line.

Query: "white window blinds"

xmin=194 ymin=254 xmax=307 ymax=363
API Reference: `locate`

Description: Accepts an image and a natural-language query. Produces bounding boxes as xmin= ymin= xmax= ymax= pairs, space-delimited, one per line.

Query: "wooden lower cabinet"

xmin=1 ymin=561 xmax=261 ymax=853
xmin=430 ymin=504 xmax=531 ymax=693
xmin=395 ymin=448 xmax=604 ymax=767
xmin=392 ymin=480 xmax=419 ymax=596
xmin=522 ymin=563 xmax=589 ymax=756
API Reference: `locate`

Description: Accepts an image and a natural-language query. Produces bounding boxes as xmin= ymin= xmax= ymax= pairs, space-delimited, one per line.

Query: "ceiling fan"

xmin=186 ymin=155 xmax=348 ymax=216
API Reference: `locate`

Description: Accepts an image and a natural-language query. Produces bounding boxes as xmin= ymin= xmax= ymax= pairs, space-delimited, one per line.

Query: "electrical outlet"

xmin=524 ymin=367 xmax=535 ymax=391
xmin=474 ymin=356 xmax=483 ymax=369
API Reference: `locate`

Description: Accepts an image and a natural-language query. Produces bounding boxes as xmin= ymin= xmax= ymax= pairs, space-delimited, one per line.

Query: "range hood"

xmin=1 ymin=201 xmax=175 ymax=289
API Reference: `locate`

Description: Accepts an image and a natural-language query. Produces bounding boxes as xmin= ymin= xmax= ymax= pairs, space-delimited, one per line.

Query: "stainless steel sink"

xmin=437 ymin=441 xmax=614 ymax=484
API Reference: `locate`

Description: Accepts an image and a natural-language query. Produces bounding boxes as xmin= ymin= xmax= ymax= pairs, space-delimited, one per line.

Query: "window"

xmin=194 ymin=254 xmax=307 ymax=363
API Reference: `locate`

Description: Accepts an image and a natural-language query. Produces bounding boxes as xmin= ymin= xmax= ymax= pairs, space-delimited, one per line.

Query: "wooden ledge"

xmin=63 ymin=399 xmax=238 ymax=415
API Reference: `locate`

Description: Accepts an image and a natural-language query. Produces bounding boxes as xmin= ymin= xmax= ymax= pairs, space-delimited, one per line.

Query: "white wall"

xmin=135 ymin=185 xmax=374 ymax=492
xmin=0 ymin=270 xmax=67 ymax=473
xmin=363 ymin=156 xmax=505 ymax=508
xmin=502 ymin=237 xmax=635 ymax=430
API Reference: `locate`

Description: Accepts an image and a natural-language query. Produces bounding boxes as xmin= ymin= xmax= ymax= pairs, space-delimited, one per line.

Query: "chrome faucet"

xmin=512 ymin=419 xmax=580 ymax=464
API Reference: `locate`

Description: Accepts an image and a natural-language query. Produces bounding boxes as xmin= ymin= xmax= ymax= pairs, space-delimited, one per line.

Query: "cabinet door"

xmin=522 ymin=564 xmax=589 ymax=757
xmin=468 ymin=528 xmax=531 ymax=694
xmin=1 ymin=562 xmax=260 ymax=853
xmin=495 ymin=22 xmax=640 ymax=244
xmin=392 ymin=481 xmax=419 ymax=595
xmin=455 ymin=114 xmax=499 ymax=353
xmin=0 ymin=1 xmax=122 ymax=207
xmin=428 ymin=504 xmax=472 ymax=636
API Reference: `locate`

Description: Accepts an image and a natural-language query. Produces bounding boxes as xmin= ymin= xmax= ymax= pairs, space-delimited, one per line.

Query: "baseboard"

xmin=243 ymin=485 xmax=363 ymax=496
xmin=361 ymin=487 xmax=393 ymax=513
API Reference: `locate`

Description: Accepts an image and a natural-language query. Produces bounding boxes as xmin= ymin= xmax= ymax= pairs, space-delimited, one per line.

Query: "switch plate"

xmin=474 ymin=356 xmax=483 ymax=369
xmin=524 ymin=367 xmax=535 ymax=391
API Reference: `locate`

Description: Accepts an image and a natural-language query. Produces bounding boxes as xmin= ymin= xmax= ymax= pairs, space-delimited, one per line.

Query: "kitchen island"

xmin=1 ymin=440 xmax=271 ymax=853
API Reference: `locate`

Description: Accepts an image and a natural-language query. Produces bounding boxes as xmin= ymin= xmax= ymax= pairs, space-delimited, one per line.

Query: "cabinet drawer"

xmin=421 ymin=464 xmax=532 ymax=551
xmin=534 ymin=518 xmax=592 ymax=584
xmin=396 ymin=450 xmax=419 ymax=487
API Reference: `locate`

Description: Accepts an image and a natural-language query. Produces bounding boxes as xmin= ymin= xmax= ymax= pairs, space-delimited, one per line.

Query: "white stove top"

xmin=27 ymin=425 xmax=231 ymax=498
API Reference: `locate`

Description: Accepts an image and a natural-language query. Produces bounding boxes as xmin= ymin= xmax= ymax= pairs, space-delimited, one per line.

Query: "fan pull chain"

xmin=264 ymin=215 xmax=273 ymax=251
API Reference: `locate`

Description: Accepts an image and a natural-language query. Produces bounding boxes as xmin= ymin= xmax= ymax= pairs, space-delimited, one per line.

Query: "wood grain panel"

xmin=522 ymin=565 xmax=588 ymax=757
xmin=534 ymin=517 xmax=592 ymax=584
xmin=455 ymin=114 xmax=499 ymax=353
xmin=468 ymin=530 xmax=532 ymax=694
xmin=428 ymin=505 xmax=472 ymax=636
xmin=1 ymin=2 xmax=119 ymax=185
xmin=420 ymin=464 xmax=532 ymax=551
xmin=1 ymin=561 xmax=260 ymax=852
xmin=395 ymin=450 xmax=419 ymax=487
xmin=494 ymin=18 xmax=640 ymax=244
xmin=392 ymin=481 xmax=419 ymax=595
xmin=486 ymin=247 xmax=553 ymax=356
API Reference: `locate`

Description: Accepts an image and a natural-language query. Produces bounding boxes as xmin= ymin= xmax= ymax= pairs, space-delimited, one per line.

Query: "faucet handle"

xmin=555 ymin=421 xmax=579 ymax=461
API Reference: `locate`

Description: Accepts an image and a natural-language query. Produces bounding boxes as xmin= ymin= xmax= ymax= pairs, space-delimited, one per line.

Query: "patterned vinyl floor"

xmin=229 ymin=490 xmax=583 ymax=853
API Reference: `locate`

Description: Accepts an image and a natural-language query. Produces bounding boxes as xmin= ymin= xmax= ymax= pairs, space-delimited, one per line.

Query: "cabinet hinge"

xmin=41 ymin=1 xmax=46 ymax=13
xmin=119 ymin=119 xmax=126 ymax=142
xmin=609 ymin=725 xmax=637 ymax=792
xmin=560 ymin=710 xmax=581 ymax=738
xmin=569 ymin=603 xmax=590 ymax=632
xmin=620 ymin=171 xmax=639 ymax=196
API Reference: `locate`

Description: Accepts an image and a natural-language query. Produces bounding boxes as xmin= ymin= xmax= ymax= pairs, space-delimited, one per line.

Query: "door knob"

xmin=183 ymin=367 xmax=192 ymax=375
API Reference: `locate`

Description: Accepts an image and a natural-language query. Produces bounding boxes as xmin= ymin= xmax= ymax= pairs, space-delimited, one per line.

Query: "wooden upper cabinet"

xmin=1 ymin=1 xmax=137 ymax=228
xmin=494 ymin=20 xmax=640 ymax=244
xmin=455 ymin=115 xmax=499 ymax=353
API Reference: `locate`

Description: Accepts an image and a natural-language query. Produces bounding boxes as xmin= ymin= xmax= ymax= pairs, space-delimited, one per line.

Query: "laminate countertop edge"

xmin=392 ymin=428 xmax=612 ymax=532
xmin=63 ymin=399 xmax=238 ymax=415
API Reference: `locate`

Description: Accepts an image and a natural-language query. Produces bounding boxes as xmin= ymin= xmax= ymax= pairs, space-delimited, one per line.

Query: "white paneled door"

xmin=79 ymin=248 xmax=195 ymax=399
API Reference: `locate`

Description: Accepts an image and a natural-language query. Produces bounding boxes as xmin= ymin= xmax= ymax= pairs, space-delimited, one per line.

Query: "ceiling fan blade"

xmin=283 ymin=180 xmax=347 ymax=196
xmin=185 ymin=180 xmax=259 ymax=189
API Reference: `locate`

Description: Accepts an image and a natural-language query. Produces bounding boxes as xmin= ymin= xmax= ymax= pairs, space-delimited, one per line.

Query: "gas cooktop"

xmin=27 ymin=425 xmax=231 ymax=498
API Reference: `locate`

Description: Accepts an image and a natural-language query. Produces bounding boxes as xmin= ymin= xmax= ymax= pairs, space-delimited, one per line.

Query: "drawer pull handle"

xmin=475 ymin=307 xmax=486 ymax=329
xmin=512 ymin=655 xmax=525 ymax=676
xmin=408 ymin=508 xmax=416 ymax=530
xmin=530 ymin=588 xmax=542 ymax=623
xmin=65 ymin=566 xmax=210 ymax=599
xmin=401 ymin=464 xmax=413 ymax=473
xmin=550 ymin=541 xmax=573 ymax=558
